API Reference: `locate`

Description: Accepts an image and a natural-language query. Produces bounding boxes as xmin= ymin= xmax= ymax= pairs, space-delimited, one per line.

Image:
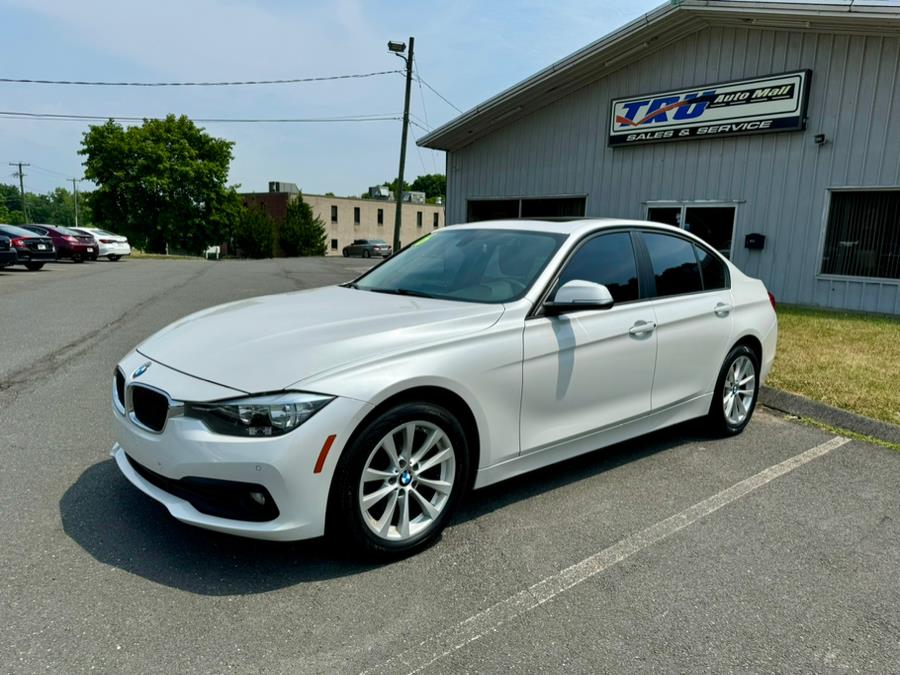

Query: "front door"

xmin=647 ymin=204 xmax=736 ymax=259
xmin=521 ymin=231 xmax=657 ymax=453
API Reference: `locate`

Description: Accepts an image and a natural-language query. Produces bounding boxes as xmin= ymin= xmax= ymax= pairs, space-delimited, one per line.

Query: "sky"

xmin=0 ymin=0 xmax=677 ymax=196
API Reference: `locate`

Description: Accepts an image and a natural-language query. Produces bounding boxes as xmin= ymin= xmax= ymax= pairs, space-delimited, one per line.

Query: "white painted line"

xmin=362 ymin=435 xmax=851 ymax=675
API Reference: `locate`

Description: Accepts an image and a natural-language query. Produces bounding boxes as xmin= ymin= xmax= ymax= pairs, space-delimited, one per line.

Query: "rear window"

xmin=642 ymin=232 xmax=703 ymax=297
xmin=0 ymin=225 xmax=41 ymax=238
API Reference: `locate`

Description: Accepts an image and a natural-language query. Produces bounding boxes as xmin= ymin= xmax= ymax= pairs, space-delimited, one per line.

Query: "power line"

xmin=415 ymin=75 xmax=463 ymax=114
xmin=413 ymin=65 xmax=438 ymax=174
xmin=0 ymin=70 xmax=402 ymax=87
xmin=0 ymin=110 xmax=403 ymax=124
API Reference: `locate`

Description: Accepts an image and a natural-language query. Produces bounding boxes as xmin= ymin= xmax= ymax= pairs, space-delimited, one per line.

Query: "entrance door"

xmin=647 ymin=204 xmax=736 ymax=259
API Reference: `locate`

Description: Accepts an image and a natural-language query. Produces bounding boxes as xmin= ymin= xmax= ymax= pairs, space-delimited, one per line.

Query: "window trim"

xmin=815 ymin=186 xmax=900 ymax=285
xmin=645 ymin=200 xmax=738 ymax=261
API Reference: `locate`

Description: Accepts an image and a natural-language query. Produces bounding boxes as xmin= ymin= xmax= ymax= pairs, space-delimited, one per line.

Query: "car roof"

xmin=449 ymin=218 xmax=686 ymax=238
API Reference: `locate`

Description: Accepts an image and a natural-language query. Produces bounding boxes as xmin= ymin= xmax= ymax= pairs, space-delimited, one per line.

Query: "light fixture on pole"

xmin=389 ymin=36 xmax=414 ymax=252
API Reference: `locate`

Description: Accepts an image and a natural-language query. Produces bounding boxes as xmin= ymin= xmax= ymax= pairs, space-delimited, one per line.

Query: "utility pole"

xmin=70 ymin=178 xmax=80 ymax=228
xmin=389 ymin=36 xmax=414 ymax=252
xmin=9 ymin=161 xmax=30 ymax=222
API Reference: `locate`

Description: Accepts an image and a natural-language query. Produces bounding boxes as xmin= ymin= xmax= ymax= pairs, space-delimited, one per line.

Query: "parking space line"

xmin=362 ymin=435 xmax=851 ymax=675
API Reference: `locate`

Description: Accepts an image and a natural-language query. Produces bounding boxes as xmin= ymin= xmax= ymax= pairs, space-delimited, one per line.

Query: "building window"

xmin=467 ymin=196 xmax=586 ymax=222
xmin=331 ymin=205 xmax=338 ymax=223
xmin=821 ymin=190 xmax=900 ymax=280
xmin=433 ymin=212 xmax=439 ymax=228
xmin=417 ymin=211 xmax=423 ymax=227
xmin=354 ymin=206 xmax=361 ymax=224
xmin=330 ymin=239 xmax=338 ymax=251
xmin=377 ymin=208 xmax=384 ymax=225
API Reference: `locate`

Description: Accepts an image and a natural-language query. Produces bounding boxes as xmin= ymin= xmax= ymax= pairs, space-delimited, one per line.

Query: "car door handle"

xmin=628 ymin=320 xmax=657 ymax=336
xmin=714 ymin=302 xmax=733 ymax=317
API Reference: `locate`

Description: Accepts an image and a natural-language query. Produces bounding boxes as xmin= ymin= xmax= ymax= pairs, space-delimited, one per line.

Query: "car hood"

xmin=137 ymin=285 xmax=504 ymax=395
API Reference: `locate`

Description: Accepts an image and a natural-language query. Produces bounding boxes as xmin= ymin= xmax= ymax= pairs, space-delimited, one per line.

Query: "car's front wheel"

xmin=329 ymin=402 xmax=469 ymax=557
xmin=363 ymin=249 xmax=371 ymax=258
xmin=706 ymin=345 xmax=760 ymax=436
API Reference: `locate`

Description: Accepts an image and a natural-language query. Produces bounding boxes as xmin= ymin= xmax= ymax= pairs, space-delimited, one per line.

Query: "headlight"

xmin=185 ymin=392 xmax=334 ymax=437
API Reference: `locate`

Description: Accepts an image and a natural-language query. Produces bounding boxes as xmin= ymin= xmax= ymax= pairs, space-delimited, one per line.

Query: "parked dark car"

xmin=0 ymin=236 xmax=17 ymax=269
xmin=24 ymin=224 xmax=97 ymax=262
xmin=0 ymin=225 xmax=56 ymax=271
xmin=341 ymin=239 xmax=392 ymax=258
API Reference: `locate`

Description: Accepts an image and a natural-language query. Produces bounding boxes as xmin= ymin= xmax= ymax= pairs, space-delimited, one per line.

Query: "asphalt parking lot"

xmin=1 ymin=258 xmax=897 ymax=674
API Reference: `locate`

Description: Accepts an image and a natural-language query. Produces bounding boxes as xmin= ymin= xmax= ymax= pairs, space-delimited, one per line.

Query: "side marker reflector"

xmin=314 ymin=434 xmax=337 ymax=474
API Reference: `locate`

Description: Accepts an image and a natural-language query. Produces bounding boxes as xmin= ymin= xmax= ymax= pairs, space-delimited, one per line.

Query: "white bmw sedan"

xmin=111 ymin=219 xmax=777 ymax=556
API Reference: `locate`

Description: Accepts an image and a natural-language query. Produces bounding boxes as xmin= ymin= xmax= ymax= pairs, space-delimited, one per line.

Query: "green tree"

xmin=410 ymin=174 xmax=446 ymax=201
xmin=382 ymin=178 xmax=410 ymax=195
xmin=281 ymin=194 xmax=327 ymax=256
xmin=233 ymin=204 xmax=274 ymax=258
xmin=80 ymin=115 xmax=238 ymax=254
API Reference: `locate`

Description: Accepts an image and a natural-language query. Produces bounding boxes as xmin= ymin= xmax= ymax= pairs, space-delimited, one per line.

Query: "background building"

xmin=420 ymin=0 xmax=900 ymax=314
xmin=242 ymin=182 xmax=445 ymax=255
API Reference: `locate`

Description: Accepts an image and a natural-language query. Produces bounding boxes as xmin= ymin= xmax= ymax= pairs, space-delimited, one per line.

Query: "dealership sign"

xmin=609 ymin=70 xmax=810 ymax=146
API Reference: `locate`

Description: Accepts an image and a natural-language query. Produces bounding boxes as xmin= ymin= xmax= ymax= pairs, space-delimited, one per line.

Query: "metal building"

xmin=419 ymin=1 xmax=900 ymax=314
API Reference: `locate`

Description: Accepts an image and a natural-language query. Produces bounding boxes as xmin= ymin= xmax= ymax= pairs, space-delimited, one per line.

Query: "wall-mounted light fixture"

xmin=814 ymin=133 xmax=827 ymax=145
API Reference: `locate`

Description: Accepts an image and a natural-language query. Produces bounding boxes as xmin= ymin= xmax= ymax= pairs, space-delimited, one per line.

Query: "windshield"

xmin=353 ymin=228 xmax=567 ymax=303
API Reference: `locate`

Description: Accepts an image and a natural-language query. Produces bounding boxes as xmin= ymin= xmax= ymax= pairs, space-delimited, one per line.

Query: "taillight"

xmin=11 ymin=237 xmax=25 ymax=248
xmin=64 ymin=235 xmax=78 ymax=243
xmin=768 ymin=291 xmax=777 ymax=311
xmin=100 ymin=239 xmax=114 ymax=244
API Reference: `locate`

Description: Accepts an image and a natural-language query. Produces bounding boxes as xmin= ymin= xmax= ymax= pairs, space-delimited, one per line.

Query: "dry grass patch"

xmin=768 ymin=305 xmax=900 ymax=425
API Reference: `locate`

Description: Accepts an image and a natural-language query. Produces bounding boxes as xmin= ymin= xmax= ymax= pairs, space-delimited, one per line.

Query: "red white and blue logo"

xmin=609 ymin=71 xmax=810 ymax=146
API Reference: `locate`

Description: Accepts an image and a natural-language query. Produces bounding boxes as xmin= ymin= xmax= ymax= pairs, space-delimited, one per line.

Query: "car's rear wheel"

xmin=363 ymin=249 xmax=371 ymax=258
xmin=329 ymin=402 xmax=469 ymax=557
xmin=706 ymin=345 xmax=759 ymax=436
xmin=24 ymin=262 xmax=44 ymax=271
xmin=108 ymin=255 xmax=120 ymax=262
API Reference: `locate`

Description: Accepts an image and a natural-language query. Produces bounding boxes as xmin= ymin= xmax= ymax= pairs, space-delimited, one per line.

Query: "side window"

xmin=694 ymin=244 xmax=728 ymax=290
xmin=642 ymin=232 xmax=703 ymax=297
xmin=557 ymin=232 xmax=639 ymax=303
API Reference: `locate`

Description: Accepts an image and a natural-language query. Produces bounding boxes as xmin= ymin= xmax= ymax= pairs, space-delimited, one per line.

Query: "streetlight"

xmin=389 ymin=36 xmax=414 ymax=252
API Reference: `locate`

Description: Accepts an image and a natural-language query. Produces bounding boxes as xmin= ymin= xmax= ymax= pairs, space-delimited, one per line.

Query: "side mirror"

xmin=544 ymin=280 xmax=614 ymax=316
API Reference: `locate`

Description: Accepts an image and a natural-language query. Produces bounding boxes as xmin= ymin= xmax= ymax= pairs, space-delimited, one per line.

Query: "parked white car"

xmin=75 ymin=227 xmax=131 ymax=261
xmin=111 ymin=219 xmax=777 ymax=556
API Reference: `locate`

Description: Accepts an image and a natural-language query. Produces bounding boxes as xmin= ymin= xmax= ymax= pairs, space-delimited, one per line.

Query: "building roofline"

xmin=418 ymin=0 xmax=900 ymax=152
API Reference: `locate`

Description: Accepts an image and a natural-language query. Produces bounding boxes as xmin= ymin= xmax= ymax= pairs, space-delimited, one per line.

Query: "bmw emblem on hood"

xmin=133 ymin=362 xmax=151 ymax=379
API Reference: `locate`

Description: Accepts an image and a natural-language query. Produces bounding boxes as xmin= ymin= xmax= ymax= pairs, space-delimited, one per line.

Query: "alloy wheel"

xmin=358 ymin=420 xmax=456 ymax=541
xmin=723 ymin=355 xmax=756 ymax=426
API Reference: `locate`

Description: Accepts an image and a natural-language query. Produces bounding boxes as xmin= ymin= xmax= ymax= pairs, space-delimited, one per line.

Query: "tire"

xmin=108 ymin=255 xmax=120 ymax=262
xmin=328 ymin=402 xmax=470 ymax=558
xmin=73 ymin=256 xmax=84 ymax=264
xmin=342 ymin=249 xmax=349 ymax=257
xmin=705 ymin=344 xmax=760 ymax=436
xmin=24 ymin=262 xmax=44 ymax=271
xmin=363 ymin=249 xmax=371 ymax=258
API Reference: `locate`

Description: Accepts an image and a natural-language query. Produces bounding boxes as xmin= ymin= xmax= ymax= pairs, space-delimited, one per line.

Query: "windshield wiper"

xmin=366 ymin=287 xmax=436 ymax=299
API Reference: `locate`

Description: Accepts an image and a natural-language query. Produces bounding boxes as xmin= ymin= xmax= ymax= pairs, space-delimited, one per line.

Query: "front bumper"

xmin=111 ymin=352 xmax=372 ymax=541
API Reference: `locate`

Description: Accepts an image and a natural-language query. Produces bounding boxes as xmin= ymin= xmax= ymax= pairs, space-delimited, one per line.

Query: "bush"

xmin=234 ymin=205 xmax=275 ymax=258
xmin=281 ymin=194 xmax=327 ymax=256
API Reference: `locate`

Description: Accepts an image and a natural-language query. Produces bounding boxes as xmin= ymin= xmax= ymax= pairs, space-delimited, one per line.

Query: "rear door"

xmin=637 ymin=231 xmax=734 ymax=410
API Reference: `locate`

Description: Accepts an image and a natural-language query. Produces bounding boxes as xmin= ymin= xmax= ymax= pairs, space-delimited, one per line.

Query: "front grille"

xmin=126 ymin=454 xmax=280 ymax=522
xmin=114 ymin=369 xmax=125 ymax=407
xmin=131 ymin=385 xmax=169 ymax=432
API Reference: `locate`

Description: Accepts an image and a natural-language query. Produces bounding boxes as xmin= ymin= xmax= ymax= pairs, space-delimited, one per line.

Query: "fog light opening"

xmin=249 ymin=491 xmax=267 ymax=506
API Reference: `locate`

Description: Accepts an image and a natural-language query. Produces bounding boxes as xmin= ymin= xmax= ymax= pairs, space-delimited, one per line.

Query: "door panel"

xmin=521 ymin=306 xmax=657 ymax=452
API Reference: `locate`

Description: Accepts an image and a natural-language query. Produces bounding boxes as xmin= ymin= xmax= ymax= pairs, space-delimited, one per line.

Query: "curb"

xmin=760 ymin=385 xmax=900 ymax=446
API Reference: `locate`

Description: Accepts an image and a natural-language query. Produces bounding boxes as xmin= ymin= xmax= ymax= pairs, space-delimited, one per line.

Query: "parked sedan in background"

xmin=74 ymin=227 xmax=131 ymax=261
xmin=0 ymin=225 xmax=56 ymax=271
xmin=0 ymin=236 xmax=16 ymax=269
xmin=342 ymin=239 xmax=392 ymax=258
xmin=24 ymin=224 xmax=96 ymax=262
xmin=111 ymin=219 xmax=777 ymax=557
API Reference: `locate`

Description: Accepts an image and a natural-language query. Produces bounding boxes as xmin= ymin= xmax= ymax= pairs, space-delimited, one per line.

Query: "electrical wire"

xmin=0 ymin=70 xmax=402 ymax=87
xmin=0 ymin=110 xmax=403 ymax=124
xmin=413 ymin=65 xmax=438 ymax=173
xmin=415 ymin=75 xmax=463 ymax=114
